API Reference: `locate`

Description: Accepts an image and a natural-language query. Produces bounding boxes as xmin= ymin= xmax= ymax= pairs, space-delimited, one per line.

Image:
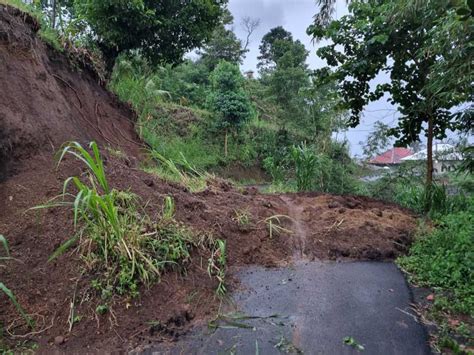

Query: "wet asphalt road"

xmin=145 ymin=261 xmax=430 ymax=355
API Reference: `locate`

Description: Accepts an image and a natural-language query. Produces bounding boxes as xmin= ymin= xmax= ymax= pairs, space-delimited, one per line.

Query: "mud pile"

xmin=0 ymin=5 xmax=417 ymax=352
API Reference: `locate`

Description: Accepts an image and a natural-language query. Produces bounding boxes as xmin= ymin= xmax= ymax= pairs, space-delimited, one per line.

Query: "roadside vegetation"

xmin=34 ymin=142 xmax=226 ymax=310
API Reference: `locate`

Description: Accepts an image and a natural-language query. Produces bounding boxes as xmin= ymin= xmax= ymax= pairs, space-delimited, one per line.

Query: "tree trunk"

xmin=51 ymin=0 xmax=57 ymax=29
xmin=425 ymin=114 xmax=434 ymax=212
xmin=224 ymin=129 xmax=228 ymax=158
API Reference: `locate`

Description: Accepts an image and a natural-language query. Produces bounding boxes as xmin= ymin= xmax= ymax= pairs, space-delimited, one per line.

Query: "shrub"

xmin=398 ymin=208 xmax=474 ymax=315
xmin=288 ymin=142 xmax=360 ymax=194
xmin=290 ymin=143 xmax=317 ymax=191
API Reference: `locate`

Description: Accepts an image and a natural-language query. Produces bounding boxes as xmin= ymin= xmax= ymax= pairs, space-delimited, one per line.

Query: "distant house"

xmin=244 ymin=70 xmax=255 ymax=79
xmin=369 ymin=147 xmax=413 ymax=166
xmin=401 ymin=143 xmax=462 ymax=174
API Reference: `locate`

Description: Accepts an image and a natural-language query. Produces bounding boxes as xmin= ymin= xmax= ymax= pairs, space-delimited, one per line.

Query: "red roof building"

xmin=369 ymin=147 xmax=413 ymax=165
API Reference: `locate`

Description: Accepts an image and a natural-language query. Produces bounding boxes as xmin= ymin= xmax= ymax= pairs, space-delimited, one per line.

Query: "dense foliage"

xmin=75 ymin=0 xmax=226 ymax=69
xmin=309 ymin=0 xmax=473 ymax=188
xmin=398 ymin=208 xmax=474 ymax=315
xmin=208 ymin=61 xmax=253 ymax=156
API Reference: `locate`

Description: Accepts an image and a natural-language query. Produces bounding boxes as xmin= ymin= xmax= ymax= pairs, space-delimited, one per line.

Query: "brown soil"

xmin=0 ymin=5 xmax=417 ymax=352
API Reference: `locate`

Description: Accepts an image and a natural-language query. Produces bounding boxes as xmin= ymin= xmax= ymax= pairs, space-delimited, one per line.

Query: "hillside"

xmin=0 ymin=5 xmax=419 ymax=352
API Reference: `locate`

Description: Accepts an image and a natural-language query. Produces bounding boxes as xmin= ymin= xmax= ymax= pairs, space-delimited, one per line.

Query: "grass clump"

xmin=147 ymin=150 xmax=212 ymax=192
xmin=37 ymin=141 xmax=197 ymax=298
xmin=207 ymin=239 xmax=227 ymax=297
xmin=233 ymin=209 xmax=251 ymax=226
xmin=261 ymin=215 xmax=293 ymax=239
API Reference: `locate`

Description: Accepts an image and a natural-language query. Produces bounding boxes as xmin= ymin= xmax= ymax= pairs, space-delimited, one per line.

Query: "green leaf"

xmin=48 ymin=235 xmax=80 ymax=262
xmin=0 ymin=282 xmax=34 ymax=328
xmin=0 ymin=234 xmax=10 ymax=257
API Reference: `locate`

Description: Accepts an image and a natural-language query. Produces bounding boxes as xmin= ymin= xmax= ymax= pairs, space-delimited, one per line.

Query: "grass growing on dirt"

xmin=398 ymin=210 xmax=474 ymax=316
xmin=1 ymin=0 xmax=63 ymax=52
xmin=397 ymin=201 xmax=474 ymax=353
xmin=207 ymin=239 xmax=227 ymax=297
xmin=35 ymin=142 xmax=200 ymax=299
xmin=0 ymin=235 xmax=33 ymax=329
xmin=146 ymin=150 xmax=212 ymax=192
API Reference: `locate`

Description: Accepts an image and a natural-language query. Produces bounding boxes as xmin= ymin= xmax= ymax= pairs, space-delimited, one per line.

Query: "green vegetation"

xmin=310 ymin=0 xmax=473 ymax=195
xmin=343 ymin=336 xmax=365 ymax=352
xmin=398 ymin=209 xmax=473 ymax=315
xmin=364 ymin=164 xmax=474 ymax=350
xmin=208 ymin=61 xmax=253 ymax=157
xmin=207 ymin=239 xmax=227 ymax=297
xmin=398 ymin=203 xmax=474 ymax=352
xmin=1 ymin=0 xmax=63 ymax=51
xmin=147 ymin=150 xmax=211 ymax=192
xmin=107 ymin=52 xmax=355 ymax=192
xmin=0 ymin=235 xmax=33 ymax=330
xmin=34 ymin=142 xmax=205 ymax=301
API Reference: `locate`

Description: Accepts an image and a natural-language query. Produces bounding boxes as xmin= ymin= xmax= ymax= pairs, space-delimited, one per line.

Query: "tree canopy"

xmin=257 ymin=26 xmax=294 ymax=71
xmin=198 ymin=9 xmax=246 ymax=70
xmin=75 ymin=0 xmax=227 ymax=69
xmin=208 ymin=61 xmax=253 ymax=155
xmin=309 ymin=0 xmax=473 ymax=187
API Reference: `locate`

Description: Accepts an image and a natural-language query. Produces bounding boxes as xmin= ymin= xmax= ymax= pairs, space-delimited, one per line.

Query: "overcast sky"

xmin=225 ymin=0 xmax=416 ymax=157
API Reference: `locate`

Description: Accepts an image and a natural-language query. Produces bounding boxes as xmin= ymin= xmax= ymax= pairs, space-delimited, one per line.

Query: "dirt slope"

xmin=0 ymin=5 xmax=417 ymax=352
xmin=0 ymin=5 xmax=142 ymax=180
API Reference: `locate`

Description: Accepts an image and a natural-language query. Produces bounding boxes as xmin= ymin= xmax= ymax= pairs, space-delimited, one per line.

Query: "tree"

xmin=241 ymin=16 xmax=260 ymax=52
xmin=74 ymin=0 xmax=227 ymax=70
xmin=309 ymin=0 xmax=473 ymax=200
xmin=388 ymin=0 xmax=474 ymax=134
xmin=208 ymin=61 xmax=253 ymax=156
xmin=311 ymin=0 xmax=339 ymax=28
xmin=198 ymin=9 xmax=245 ymax=71
xmin=257 ymin=26 xmax=293 ymax=71
xmin=302 ymin=80 xmax=347 ymax=147
xmin=265 ymin=40 xmax=309 ymax=125
xmin=258 ymin=28 xmax=310 ymax=128
xmin=359 ymin=121 xmax=392 ymax=159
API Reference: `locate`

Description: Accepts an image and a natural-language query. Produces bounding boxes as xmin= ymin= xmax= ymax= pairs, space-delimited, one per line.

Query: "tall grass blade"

xmin=48 ymin=235 xmax=79 ymax=262
xmin=0 ymin=282 xmax=34 ymax=328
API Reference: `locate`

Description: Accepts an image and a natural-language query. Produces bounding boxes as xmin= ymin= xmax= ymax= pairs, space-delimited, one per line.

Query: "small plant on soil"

xmin=233 ymin=208 xmax=251 ymax=226
xmin=148 ymin=150 xmax=212 ymax=192
xmin=261 ymin=215 xmax=293 ymax=239
xmin=34 ymin=141 xmax=197 ymax=298
xmin=274 ymin=335 xmax=303 ymax=354
xmin=0 ymin=235 xmax=33 ymax=329
xmin=207 ymin=239 xmax=227 ymax=297
xmin=162 ymin=195 xmax=175 ymax=220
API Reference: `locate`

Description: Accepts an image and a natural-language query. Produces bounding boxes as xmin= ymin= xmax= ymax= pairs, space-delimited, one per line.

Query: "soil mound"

xmin=0 ymin=5 xmax=418 ymax=352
